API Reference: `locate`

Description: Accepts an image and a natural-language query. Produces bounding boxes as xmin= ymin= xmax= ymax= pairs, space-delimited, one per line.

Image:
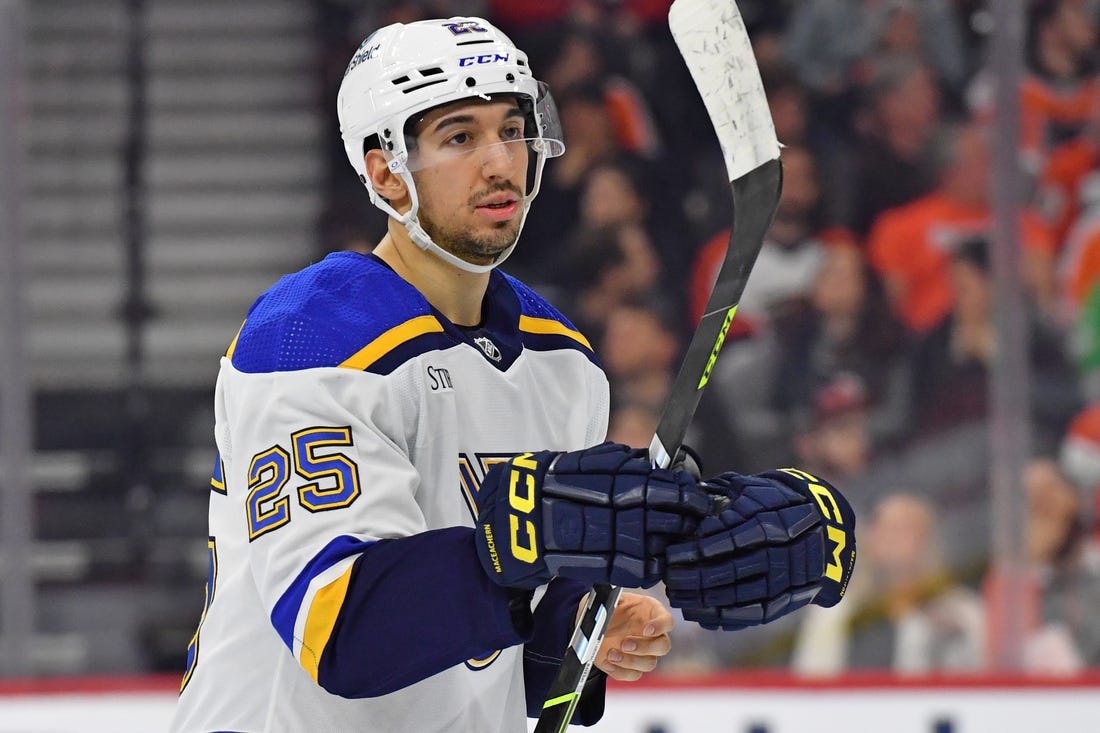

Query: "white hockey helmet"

xmin=337 ymin=17 xmax=565 ymax=273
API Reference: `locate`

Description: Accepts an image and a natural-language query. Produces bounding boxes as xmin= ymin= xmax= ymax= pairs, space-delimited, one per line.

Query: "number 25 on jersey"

xmin=246 ymin=426 xmax=362 ymax=540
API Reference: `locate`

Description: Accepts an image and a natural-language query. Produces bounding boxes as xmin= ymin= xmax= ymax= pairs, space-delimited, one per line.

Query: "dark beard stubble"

xmin=416 ymin=183 xmax=525 ymax=266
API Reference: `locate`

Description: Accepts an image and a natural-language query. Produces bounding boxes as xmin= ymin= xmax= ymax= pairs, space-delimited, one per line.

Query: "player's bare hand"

xmin=590 ymin=592 xmax=673 ymax=682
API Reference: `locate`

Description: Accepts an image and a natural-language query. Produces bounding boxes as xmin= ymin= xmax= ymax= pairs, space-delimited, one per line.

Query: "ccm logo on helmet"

xmin=459 ymin=53 xmax=510 ymax=67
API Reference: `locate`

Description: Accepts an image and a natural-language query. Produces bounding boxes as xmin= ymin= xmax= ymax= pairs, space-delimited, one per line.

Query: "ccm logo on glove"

xmin=664 ymin=466 xmax=856 ymax=630
xmin=481 ymin=453 xmax=542 ymax=573
xmin=507 ymin=453 xmax=539 ymax=564
xmin=475 ymin=443 xmax=708 ymax=590
xmin=778 ymin=468 xmax=850 ymax=593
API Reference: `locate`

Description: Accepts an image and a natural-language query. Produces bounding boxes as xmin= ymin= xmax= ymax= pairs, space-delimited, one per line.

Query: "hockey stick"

xmin=533 ymin=1 xmax=782 ymax=730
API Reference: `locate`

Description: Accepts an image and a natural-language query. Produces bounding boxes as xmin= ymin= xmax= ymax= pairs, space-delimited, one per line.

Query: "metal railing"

xmin=0 ymin=0 xmax=35 ymax=677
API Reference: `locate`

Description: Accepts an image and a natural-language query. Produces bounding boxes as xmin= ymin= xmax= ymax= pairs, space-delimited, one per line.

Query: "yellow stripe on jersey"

xmin=225 ymin=320 xmax=246 ymax=360
xmin=338 ymin=315 xmax=445 ymax=371
xmin=518 ymin=315 xmax=592 ymax=351
xmin=299 ymin=563 xmax=355 ymax=683
xmin=466 ymin=649 xmax=502 ymax=668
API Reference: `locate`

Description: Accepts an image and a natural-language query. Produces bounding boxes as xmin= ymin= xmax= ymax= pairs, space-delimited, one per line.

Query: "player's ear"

xmin=364 ymin=149 xmax=409 ymax=205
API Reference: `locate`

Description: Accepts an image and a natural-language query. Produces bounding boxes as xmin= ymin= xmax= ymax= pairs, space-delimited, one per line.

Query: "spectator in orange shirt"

xmin=1020 ymin=0 xmax=1098 ymax=163
xmin=968 ymin=0 xmax=1098 ymax=174
xmin=867 ymin=122 xmax=1057 ymax=334
xmin=1039 ymin=92 xmax=1100 ymax=250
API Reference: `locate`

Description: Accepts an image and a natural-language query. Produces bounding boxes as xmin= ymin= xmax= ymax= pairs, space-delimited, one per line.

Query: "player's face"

xmin=409 ymin=99 xmax=530 ymax=267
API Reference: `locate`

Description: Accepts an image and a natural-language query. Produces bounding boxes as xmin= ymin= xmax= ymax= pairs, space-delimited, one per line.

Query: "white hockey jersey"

xmin=171 ymin=252 xmax=609 ymax=732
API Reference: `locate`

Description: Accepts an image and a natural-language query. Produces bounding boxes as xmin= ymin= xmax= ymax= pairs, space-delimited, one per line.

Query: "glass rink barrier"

xmin=1 ymin=672 xmax=1099 ymax=733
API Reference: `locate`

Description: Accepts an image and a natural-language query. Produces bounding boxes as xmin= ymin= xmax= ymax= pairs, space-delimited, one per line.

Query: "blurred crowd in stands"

xmin=316 ymin=0 xmax=1100 ymax=675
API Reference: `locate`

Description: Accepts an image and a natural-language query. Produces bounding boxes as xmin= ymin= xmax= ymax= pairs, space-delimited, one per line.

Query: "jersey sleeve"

xmin=217 ymin=363 xmax=527 ymax=698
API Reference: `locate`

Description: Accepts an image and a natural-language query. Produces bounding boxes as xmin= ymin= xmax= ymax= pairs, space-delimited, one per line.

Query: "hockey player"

xmin=171 ymin=17 xmax=856 ymax=733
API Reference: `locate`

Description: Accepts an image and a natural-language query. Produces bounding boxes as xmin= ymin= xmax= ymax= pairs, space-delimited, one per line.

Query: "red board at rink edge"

xmin=605 ymin=669 xmax=1100 ymax=690
xmin=1 ymin=671 xmax=1100 ymax=696
xmin=0 ymin=674 xmax=181 ymax=695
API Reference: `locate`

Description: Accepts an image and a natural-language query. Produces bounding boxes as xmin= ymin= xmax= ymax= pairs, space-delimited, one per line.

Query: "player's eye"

xmin=501 ymin=124 xmax=523 ymax=141
xmin=445 ymin=131 xmax=472 ymax=147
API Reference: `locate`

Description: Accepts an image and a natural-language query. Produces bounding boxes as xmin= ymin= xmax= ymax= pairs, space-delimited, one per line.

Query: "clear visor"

xmin=533 ymin=81 xmax=565 ymax=150
xmin=395 ymin=136 xmax=565 ymax=173
xmin=391 ymin=82 xmax=565 ymax=174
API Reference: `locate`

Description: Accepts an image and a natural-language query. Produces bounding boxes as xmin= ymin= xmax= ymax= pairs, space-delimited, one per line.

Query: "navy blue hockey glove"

xmin=474 ymin=442 xmax=713 ymax=590
xmin=663 ymin=468 xmax=856 ymax=631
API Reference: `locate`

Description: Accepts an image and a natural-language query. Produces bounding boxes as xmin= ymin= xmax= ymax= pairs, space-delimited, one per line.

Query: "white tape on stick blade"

xmin=668 ymin=0 xmax=781 ymax=182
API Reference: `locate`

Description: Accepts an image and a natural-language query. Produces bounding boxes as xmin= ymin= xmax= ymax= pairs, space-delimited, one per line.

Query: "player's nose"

xmin=478 ymin=141 xmax=516 ymax=179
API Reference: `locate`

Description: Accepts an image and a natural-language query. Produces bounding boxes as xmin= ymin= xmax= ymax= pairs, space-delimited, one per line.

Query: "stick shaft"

xmin=534 ymin=158 xmax=782 ymax=733
xmin=535 ymin=0 xmax=782 ymax=725
xmin=651 ymin=158 xmax=783 ymax=463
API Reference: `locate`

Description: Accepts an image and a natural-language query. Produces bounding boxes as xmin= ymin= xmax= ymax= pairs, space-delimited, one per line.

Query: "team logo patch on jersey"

xmin=474 ymin=337 xmax=502 ymax=363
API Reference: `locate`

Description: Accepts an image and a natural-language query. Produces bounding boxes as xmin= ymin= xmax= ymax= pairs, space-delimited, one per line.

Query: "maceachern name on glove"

xmin=482 ymin=524 xmax=503 ymax=575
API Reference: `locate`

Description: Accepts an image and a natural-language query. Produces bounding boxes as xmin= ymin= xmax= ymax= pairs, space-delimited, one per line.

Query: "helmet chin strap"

xmin=381 ymin=167 xmax=537 ymax=276
xmin=366 ymin=141 xmax=549 ymax=274
xmin=399 ymin=207 xmax=517 ymax=275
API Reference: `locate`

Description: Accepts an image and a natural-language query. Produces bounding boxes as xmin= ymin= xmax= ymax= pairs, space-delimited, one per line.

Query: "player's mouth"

xmin=475 ymin=194 xmax=520 ymax=222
